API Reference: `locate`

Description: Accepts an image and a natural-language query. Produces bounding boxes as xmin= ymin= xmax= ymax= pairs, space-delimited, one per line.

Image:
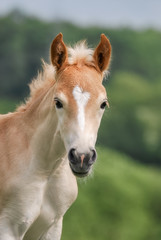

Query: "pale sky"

xmin=0 ymin=0 xmax=161 ymax=29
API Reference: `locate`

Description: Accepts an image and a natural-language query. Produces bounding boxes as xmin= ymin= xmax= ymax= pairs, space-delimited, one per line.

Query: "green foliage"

xmin=1 ymin=11 xmax=161 ymax=99
xmin=98 ymin=71 xmax=161 ymax=164
xmin=62 ymin=147 xmax=161 ymax=240
xmin=0 ymin=99 xmax=18 ymax=113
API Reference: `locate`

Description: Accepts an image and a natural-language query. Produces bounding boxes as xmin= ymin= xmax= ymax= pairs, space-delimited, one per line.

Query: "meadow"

xmin=1 ymin=101 xmax=161 ymax=240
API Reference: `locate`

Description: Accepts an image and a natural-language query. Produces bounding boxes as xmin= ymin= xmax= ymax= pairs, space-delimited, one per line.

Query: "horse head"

xmin=51 ymin=33 xmax=111 ymax=177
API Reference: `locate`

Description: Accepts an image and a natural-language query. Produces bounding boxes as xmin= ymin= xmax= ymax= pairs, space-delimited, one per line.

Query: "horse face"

xmin=51 ymin=33 xmax=111 ymax=177
xmin=54 ymin=67 xmax=108 ymax=177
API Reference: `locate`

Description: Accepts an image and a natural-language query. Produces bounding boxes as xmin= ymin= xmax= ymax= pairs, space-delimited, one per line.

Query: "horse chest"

xmin=0 ymin=176 xmax=45 ymax=239
xmin=0 ymin=161 xmax=77 ymax=239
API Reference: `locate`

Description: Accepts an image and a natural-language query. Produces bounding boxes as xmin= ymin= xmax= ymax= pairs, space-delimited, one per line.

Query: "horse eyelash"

xmin=54 ymin=98 xmax=63 ymax=109
xmin=106 ymin=100 xmax=110 ymax=108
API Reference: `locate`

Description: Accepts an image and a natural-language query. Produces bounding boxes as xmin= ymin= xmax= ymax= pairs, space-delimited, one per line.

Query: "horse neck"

xmin=23 ymin=85 xmax=66 ymax=173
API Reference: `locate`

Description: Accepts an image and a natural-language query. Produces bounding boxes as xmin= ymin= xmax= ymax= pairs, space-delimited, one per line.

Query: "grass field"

xmin=62 ymin=147 xmax=161 ymax=240
xmin=1 ymin=99 xmax=161 ymax=240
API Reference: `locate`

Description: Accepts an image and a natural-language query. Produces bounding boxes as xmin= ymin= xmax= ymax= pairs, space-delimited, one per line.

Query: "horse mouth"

xmin=69 ymin=165 xmax=89 ymax=178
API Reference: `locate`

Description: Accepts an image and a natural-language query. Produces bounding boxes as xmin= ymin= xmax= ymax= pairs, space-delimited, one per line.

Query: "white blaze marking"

xmin=73 ymin=86 xmax=90 ymax=131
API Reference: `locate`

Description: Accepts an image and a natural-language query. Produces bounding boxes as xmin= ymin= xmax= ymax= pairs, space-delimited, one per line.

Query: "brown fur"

xmin=0 ymin=33 xmax=112 ymax=239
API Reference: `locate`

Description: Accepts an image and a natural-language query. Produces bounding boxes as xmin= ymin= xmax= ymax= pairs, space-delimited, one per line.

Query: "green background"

xmin=0 ymin=11 xmax=161 ymax=240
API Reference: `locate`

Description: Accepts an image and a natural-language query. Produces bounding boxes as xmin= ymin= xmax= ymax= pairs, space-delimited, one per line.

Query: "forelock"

xmin=67 ymin=41 xmax=94 ymax=66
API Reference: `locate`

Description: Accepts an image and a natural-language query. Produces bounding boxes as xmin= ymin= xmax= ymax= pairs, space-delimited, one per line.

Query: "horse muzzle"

xmin=68 ymin=148 xmax=97 ymax=177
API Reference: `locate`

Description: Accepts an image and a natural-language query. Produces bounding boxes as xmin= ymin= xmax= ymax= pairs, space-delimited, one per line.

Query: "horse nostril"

xmin=91 ymin=149 xmax=97 ymax=162
xmin=68 ymin=148 xmax=76 ymax=164
xmin=68 ymin=148 xmax=97 ymax=167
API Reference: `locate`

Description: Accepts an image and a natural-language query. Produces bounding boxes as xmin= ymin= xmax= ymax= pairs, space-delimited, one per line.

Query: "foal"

xmin=0 ymin=33 xmax=111 ymax=239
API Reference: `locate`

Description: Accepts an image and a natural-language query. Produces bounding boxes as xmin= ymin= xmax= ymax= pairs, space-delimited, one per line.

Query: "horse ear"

xmin=50 ymin=33 xmax=68 ymax=70
xmin=94 ymin=34 xmax=111 ymax=73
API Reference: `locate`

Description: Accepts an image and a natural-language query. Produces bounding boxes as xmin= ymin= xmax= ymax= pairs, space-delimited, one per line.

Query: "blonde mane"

xmin=68 ymin=41 xmax=94 ymax=66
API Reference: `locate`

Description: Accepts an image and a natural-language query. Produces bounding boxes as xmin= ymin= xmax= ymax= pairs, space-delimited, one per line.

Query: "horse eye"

xmin=100 ymin=101 xmax=107 ymax=109
xmin=54 ymin=99 xmax=63 ymax=109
